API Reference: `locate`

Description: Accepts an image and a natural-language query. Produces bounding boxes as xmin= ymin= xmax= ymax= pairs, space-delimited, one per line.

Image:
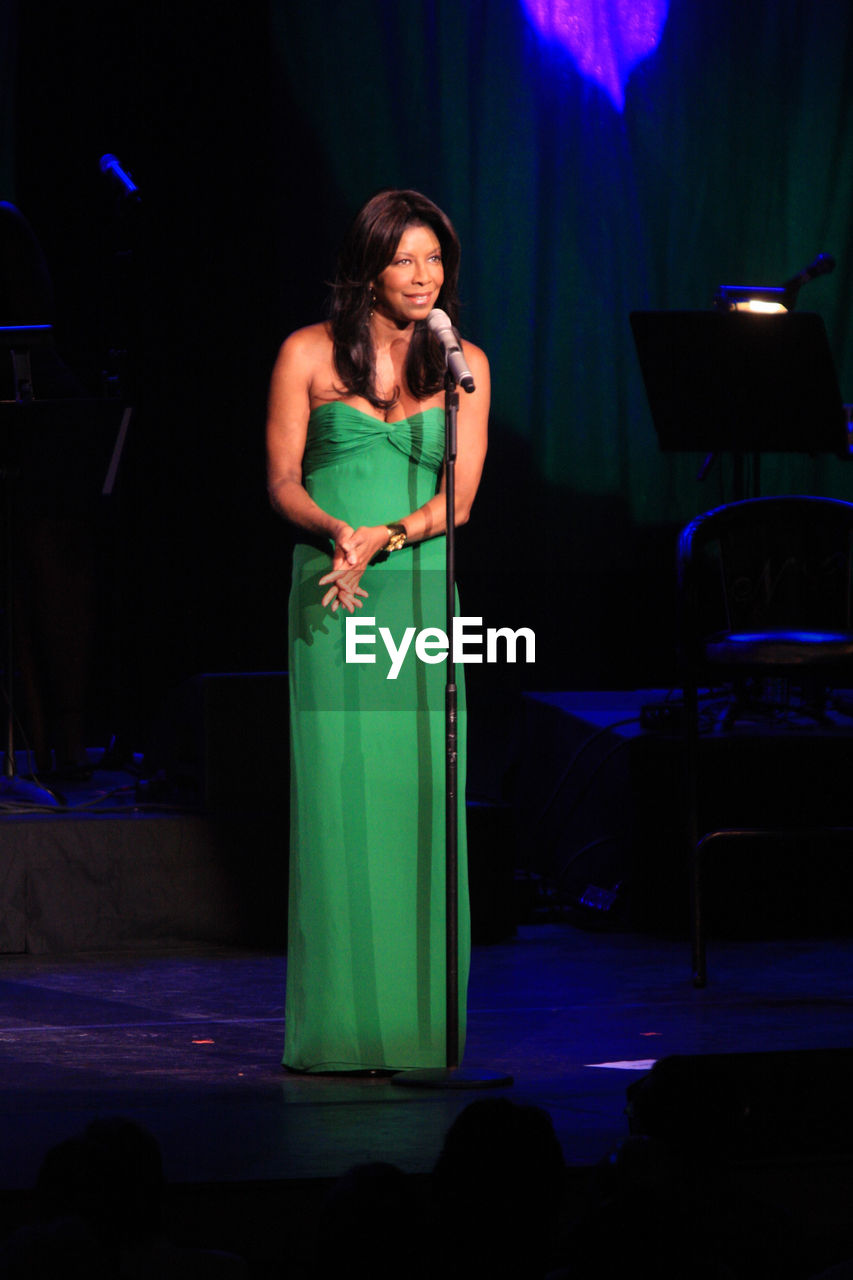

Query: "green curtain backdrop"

xmin=271 ymin=0 xmax=853 ymax=684
xmin=5 ymin=1 xmax=853 ymax=691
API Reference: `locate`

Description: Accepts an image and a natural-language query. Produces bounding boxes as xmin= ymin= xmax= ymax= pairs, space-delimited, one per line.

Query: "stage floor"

xmin=2 ymin=923 xmax=852 ymax=1191
xmin=3 ymin=692 xmax=853 ymax=1273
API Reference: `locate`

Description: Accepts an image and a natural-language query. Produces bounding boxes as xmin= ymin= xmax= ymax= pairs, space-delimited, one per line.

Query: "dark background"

xmin=4 ymin=0 xmax=853 ymax=749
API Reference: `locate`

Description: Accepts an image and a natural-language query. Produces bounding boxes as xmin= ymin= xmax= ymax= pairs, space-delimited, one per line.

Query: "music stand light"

xmin=714 ymin=285 xmax=787 ymax=314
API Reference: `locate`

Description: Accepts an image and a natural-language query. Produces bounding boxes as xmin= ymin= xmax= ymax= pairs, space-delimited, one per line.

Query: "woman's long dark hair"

xmin=328 ymin=189 xmax=461 ymax=410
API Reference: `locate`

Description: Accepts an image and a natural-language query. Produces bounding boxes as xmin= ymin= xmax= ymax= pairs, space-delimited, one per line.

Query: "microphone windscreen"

xmin=427 ymin=308 xmax=453 ymax=336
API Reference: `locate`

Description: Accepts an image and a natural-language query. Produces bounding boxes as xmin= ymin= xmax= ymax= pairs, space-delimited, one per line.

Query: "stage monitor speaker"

xmin=627 ymin=1048 xmax=853 ymax=1161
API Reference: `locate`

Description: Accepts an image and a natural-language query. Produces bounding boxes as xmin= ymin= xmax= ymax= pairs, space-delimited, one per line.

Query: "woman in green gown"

xmin=266 ymin=190 xmax=490 ymax=1073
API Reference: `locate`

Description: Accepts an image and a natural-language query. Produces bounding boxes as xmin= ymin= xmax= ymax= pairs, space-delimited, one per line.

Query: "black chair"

xmin=677 ymin=495 xmax=853 ymax=987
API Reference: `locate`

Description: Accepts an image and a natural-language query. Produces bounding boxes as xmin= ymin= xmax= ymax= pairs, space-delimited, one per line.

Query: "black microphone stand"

xmin=393 ymin=368 xmax=512 ymax=1090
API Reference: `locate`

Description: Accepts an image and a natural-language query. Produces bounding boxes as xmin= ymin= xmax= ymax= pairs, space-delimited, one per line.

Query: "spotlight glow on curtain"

xmin=519 ymin=0 xmax=669 ymax=109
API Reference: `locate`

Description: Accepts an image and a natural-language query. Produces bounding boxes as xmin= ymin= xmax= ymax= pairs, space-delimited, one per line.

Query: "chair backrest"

xmin=678 ymin=496 xmax=853 ymax=658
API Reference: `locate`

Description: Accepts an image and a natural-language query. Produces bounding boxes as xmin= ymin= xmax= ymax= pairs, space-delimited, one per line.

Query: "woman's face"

xmin=372 ymin=223 xmax=444 ymax=327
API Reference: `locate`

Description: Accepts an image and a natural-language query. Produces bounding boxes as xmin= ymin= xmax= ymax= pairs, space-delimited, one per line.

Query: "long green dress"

xmin=283 ymin=401 xmax=469 ymax=1072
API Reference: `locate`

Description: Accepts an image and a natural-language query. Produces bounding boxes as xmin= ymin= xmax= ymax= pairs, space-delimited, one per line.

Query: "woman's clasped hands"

xmin=319 ymin=522 xmax=392 ymax=614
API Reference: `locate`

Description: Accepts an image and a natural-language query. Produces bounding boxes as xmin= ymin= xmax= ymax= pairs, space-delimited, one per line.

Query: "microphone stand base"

xmin=391 ymin=1065 xmax=513 ymax=1090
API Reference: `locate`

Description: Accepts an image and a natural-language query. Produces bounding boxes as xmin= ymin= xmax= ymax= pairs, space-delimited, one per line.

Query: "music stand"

xmin=0 ymin=389 xmax=131 ymax=797
xmin=630 ymin=311 xmax=847 ymax=495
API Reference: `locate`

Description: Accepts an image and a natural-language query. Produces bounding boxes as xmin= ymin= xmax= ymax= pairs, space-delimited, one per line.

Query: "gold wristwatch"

xmin=384 ymin=522 xmax=408 ymax=553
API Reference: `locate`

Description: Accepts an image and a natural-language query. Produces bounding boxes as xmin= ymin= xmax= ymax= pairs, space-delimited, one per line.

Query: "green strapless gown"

xmin=283 ymin=402 xmax=469 ymax=1072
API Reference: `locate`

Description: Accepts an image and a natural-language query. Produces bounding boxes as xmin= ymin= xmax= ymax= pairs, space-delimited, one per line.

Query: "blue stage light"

xmin=520 ymin=0 xmax=669 ymax=110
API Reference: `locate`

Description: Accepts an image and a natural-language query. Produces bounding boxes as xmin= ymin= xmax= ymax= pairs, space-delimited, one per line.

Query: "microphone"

xmin=99 ymin=153 xmax=141 ymax=202
xmin=426 ymin=308 xmax=475 ymax=393
xmin=783 ymin=251 xmax=835 ymax=305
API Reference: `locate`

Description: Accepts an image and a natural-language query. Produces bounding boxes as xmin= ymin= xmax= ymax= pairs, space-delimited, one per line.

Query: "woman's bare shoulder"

xmin=460 ymin=336 xmax=488 ymax=369
xmin=276 ymin=321 xmax=333 ymax=363
xmin=460 ymin=338 xmax=490 ymax=394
